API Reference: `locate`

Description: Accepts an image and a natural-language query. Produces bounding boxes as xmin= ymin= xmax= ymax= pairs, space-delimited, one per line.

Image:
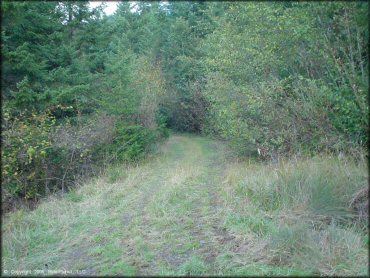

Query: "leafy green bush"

xmin=203 ymin=74 xmax=367 ymax=158
xmin=201 ymin=2 xmax=368 ymax=158
xmin=2 ymin=108 xmax=56 ymax=201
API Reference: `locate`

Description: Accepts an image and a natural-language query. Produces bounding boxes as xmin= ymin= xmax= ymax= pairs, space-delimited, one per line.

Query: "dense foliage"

xmin=2 ymin=1 xmax=368 ymax=209
xmin=1 ymin=1 xmax=170 ymax=209
xmin=201 ymin=2 xmax=368 ymax=156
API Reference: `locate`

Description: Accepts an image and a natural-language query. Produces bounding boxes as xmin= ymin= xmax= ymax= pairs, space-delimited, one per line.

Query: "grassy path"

xmin=2 ymin=135 xmax=368 ymax=276
xmin=2 ymin=135 xmax=232 ymax=276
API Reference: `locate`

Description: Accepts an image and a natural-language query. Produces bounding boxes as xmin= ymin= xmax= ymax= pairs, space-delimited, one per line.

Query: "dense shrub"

xmin=2 ymin=108 xmax=169 ymax=211
xmin=203 ymin=75 xmax=367 ymax=158
xmin=201 ymin=2 xmax=368 ymax=158
xmin=93 ymin=121 xmax=168 ymax=162
xmin=2 ymin=108 xmax=56 ymax=202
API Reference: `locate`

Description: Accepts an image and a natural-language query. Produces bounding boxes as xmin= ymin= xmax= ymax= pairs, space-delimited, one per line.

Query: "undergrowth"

xmin=222 ymin=154 xmax=368 ymax=276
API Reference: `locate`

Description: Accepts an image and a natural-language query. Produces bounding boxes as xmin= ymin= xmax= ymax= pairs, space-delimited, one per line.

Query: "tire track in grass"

xmin=136 ymin=136 xmax=237 ymax=275
xmin=117 ymin=136 xmax=194 ymax=273
xmin=125 ymin=136 xmax=208 ymax=274
xmin=60 ymin=135 xmax=237 ymax=275
xmin=194 ymin=140 xmax=236 ymax=270
xmin=142 ymin=139 xmax=204 ymax=274
xmin=60 ymin=137 xmax=187 ymax=274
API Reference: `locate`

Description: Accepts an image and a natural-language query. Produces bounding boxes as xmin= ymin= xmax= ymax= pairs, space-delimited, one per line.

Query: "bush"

xmin=203 ymin=74 xmax=367 ymax=158
xmin=2 ymin=108 xmax=56 ymax=202
xmin=1 ymin=108 xmax=168 ymax=211
xmin=201 ymin=2 xmax=368 ymax=159
xmin=94 ymin=121 xmax=167 ymax=162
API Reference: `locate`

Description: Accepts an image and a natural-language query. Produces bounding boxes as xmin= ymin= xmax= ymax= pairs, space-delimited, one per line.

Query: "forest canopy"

xmin=1 ymin=1 xmax=368 ymax=208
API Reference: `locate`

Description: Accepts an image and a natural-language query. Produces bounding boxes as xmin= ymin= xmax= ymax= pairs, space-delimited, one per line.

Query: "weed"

xmin=65 ymin=191 xmax=83 ymax=203
xmin=179 ymin=256 xmax=209 ymax=275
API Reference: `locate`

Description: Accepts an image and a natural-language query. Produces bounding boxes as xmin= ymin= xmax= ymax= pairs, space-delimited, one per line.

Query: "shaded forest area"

xmin=1 ymin=1 xmax=368 ymax=210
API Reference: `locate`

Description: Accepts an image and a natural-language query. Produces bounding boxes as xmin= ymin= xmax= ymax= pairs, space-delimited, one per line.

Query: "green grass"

xmin=179 ymin=256 xmax=209 ymax=275
xmin=2 ymin=134 xmax=368 ymax=276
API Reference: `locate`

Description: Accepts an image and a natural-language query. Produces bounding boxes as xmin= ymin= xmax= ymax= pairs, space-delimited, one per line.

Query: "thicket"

xmin=200 ymin=2 xmax=368 ymax=157
xmin=1 ymin=2 xmax=169 ymax=210
xmin=2 ymin=2 xmax=368 ymax=209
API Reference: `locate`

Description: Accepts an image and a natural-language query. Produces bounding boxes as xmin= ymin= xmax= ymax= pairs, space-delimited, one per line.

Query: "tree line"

xmin=1 ymin=1 xmax=368 ymax=210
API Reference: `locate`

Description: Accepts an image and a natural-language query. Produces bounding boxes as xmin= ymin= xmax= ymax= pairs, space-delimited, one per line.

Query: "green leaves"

xmin=200 ymin=2 xmax=368 ymax=155
xmin=1 ymin=1 xmax=367 ymax=205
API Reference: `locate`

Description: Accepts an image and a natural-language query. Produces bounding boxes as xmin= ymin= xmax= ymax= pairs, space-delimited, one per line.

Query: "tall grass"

xmin=222 ymin=154 xmax=368 ymax=276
